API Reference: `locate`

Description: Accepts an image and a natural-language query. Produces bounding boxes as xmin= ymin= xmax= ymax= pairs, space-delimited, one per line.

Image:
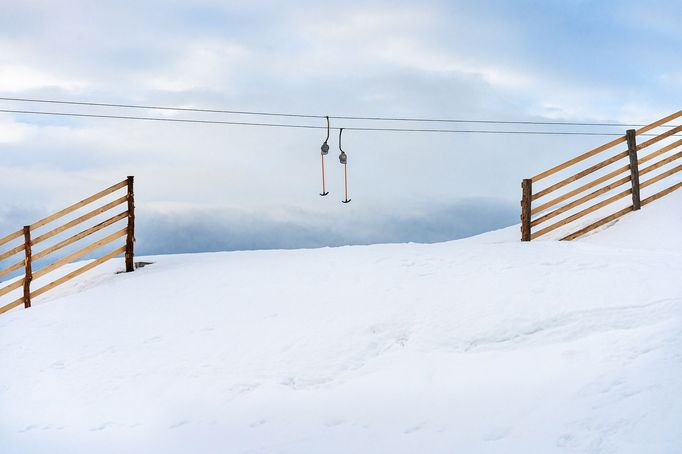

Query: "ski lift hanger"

xmin=317 ymin=117 xmax=350 ymax=204
xmin=339 ymin=127 xmax=350 ymax=204
xmin=319 ymin=116 xmax=330 ymax=196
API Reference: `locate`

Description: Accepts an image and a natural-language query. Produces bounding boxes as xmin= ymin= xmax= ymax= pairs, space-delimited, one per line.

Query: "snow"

xmin=1 ymin=191 xmax=682 ymax=453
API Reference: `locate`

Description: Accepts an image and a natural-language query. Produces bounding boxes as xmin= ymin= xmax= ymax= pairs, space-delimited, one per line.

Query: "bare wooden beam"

xmin=31 ymin=180 xmax=127 ymax=230
xmin=521 ymin=179 xmax=532 ymax=241
xmin=531 ymin=188 xmax=632 ymax=240
xmin=635 ymin=110 xmax=682 ymax=135
xmin=636 ymin=124 xmax=682 ymax=151
xmin=531 ymin=174 xmax=631 ymax=227
xmin=30 ymin=246 xmax=126 ymax=300
xmin=0 ymin=243 xmax=25 ymax=262
xmin=0 ymin=278 xmax=24 ymax=298
xmin=639 ymin=164 xmax=682 ymax=189
xmin=626 ymin=130 xmax=641 ymax=210
xmin=32 ymin=211 xmax=128 ymax=263
xmin=31 ymin=195 xmax=128 ymax=246
xmin=638 ymin=150 xmax=682 ymax=177
xmin=530 ymin=109 xmax=682 ymax=184
xmin=638 ymin=138 xmax=682 ymax=165
xmin=641 ymin=182 xmax=682 ymax=206
xmin=532 ymin=150 xmax=628 ymax=201
xmin=0 ymin=259 xmax=25 ymax=280
xmin=560 ymin=206 xmax=634 ymax=241
xmin=0 ymin=296 xmax=24 ymax=315
xmin=0 ymin=229 xmax=23 ymax=248
xmin=22 ymin=226 xmax=32 ymax=309
xmin=531 ymin=136 xmax=626 ymax=183
xmin=125 ymin=176 xmax=135 ymax=273
xmin=553 ymin=163 xmax=681 ymax=242
xmin=531 ymin=164 xmax=630 ymax=215
xmin=32 ymin=227 xmax=127 ymax=281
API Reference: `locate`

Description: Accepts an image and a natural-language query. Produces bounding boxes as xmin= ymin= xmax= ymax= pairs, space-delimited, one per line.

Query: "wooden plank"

xmin=531 ymin=174 xmax=631 ymax=227
xmin=533 ymin=129 xmax=682 ymax=209
xmin=532 ymin=150 xmax=628 ymax=200
xmin=531 ymin=164 xmax=630 ymax=215
xmin=0 ymin=229 xmax=23 ymax=248
xmin=531 ymin=109 xmax=682 ymax=184
xmin=531 ymin=188 xmax=632 ymax=240
xmin=0 ymin=258 xmax=25 ymax=280
xmin=639 ymin=164 xmax=682 ymax=189
xmin=641 ymin=182 xmax=682 ymax=206
xmin=560 ymin=206 xmax=634 ymax=241
xmin=30 ymin=245 xmax=126 ymax=300
xmin=0 ymin=277 xmax=24 ymax=298
xmin=32 ymin=227 xmax=127 ymax=281
xmin=22 ymin=226 xmax=32 ymax=308
xmin=531 ymin=136 xmax=626 ymax=182
xmin=638 ymin=150 xmax=682 ymax=177
xmin=636 ymin=124 xmax=682 ymax=151
xmin=626 ymin=130 xmax=641 ymax=210
xmin=636 ymin=109 xmax=682 ymax=135
xmin=520 ymin=179 xmax=532 ymax=241
xmin=564 ymin=179 xmax=682 ymax=242
xmin=0 ymin=296 xmax=25 ymax=315
xmin=638 ymin=138 xmax=682 ymax=165
xmin=31 ymin=195 xmax=128 ymax=246
xmin=30 ymin=180 xmax=127 ymax=230
xmin=125 ymin=176 xmax=135 ymax=272
xmin=32 ymin=211 xmax=127 ymax=262
xmin=0 ymin=243 xmax=25 ymax=262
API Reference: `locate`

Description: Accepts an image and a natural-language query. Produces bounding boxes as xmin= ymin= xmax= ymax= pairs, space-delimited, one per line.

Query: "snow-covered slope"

xmin=1 ymin=192 xmax=681 ymax=453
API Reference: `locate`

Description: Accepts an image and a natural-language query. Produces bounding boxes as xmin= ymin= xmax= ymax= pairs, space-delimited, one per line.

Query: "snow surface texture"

xmin=1 ymin=191 xmax=681 ymax=453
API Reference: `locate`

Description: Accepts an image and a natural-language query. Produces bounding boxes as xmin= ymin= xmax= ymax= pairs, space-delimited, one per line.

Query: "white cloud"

xmin=141 ymin=42 xmax=251 ymax=93
xmin=0 ymin=116 xmax=33 ymax=144
xmin=0 ymin=64 xmax=89 ymax=93
xmin=373 ymin=36 xmax=535 ymax=91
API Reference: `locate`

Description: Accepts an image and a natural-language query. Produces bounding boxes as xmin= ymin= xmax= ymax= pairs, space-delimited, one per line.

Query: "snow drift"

xmin=1 ymin=191 xmax=681 ymax=453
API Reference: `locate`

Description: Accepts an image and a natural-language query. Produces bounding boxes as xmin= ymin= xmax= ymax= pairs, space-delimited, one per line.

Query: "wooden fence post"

xmin=125 ymin=176 xmax=135 ymax=272
xmin=521 ymin=178 xmax=532 ymax=241
xmin=23 ymin=226 xmax=32 ymax=308
xmin=626 ymin=129 xmax=641 ymax=210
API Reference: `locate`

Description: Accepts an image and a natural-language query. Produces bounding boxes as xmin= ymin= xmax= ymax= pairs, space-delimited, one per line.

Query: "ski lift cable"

xmin=0 ymin=96 xmax=678 ymax=129
xmin=2 ymin=108 xmax=678 ymax=137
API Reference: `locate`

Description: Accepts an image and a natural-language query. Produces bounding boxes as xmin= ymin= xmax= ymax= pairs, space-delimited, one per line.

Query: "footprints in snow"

xmin=169 ymin=420 xmax=190 ymax=429
xmin=19 ymin=424 xmax=64 ymax=432
xmin=89 ymin=421 xmax=116 ymax=431
xmin=482 ymin=426 xmax=510 ymax=441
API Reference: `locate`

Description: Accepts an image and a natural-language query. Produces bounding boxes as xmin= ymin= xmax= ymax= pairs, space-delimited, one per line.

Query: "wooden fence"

xmin=0 ymin=177 xmax=135 ymax=314
xmin=521 ymin=111 xmax=682 ymax=241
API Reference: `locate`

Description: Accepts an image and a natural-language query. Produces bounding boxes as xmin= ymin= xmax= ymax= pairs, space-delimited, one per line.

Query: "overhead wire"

xmin=0 ymin=96 xmax=677 ymax=129
xmin=0 ymin=108 xmax=676 ymax=137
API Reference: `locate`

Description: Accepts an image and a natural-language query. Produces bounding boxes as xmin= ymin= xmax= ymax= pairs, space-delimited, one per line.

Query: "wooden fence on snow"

xmin=0 ymin=177 xmax=135 ymax=314
xmin=521 ymin=111 xmax=682 ymax=241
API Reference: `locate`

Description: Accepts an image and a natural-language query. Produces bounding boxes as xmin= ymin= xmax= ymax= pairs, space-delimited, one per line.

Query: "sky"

xmin=0 ymin=0 xmax=681 ymax=254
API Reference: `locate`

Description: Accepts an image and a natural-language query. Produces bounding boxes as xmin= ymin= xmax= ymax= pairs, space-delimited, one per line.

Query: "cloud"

xmin=0 ymin=64 xmax=88 ymax=93
xmin=141 ymin=41 xmax=251 ymax=93
xmin=0 ymin=115 xmax=33 ymax=144
xmin=0 ymin=0 xmax=679 ymax=257
xmin=135 ymin=197 xmax=518 ymax=254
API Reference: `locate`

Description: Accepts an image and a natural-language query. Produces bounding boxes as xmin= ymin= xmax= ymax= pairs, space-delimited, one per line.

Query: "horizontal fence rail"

xmin=521 ymin=110 xmax=682 ymax=241
xmin=0 ymin=177 xmax=135 ymax=315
